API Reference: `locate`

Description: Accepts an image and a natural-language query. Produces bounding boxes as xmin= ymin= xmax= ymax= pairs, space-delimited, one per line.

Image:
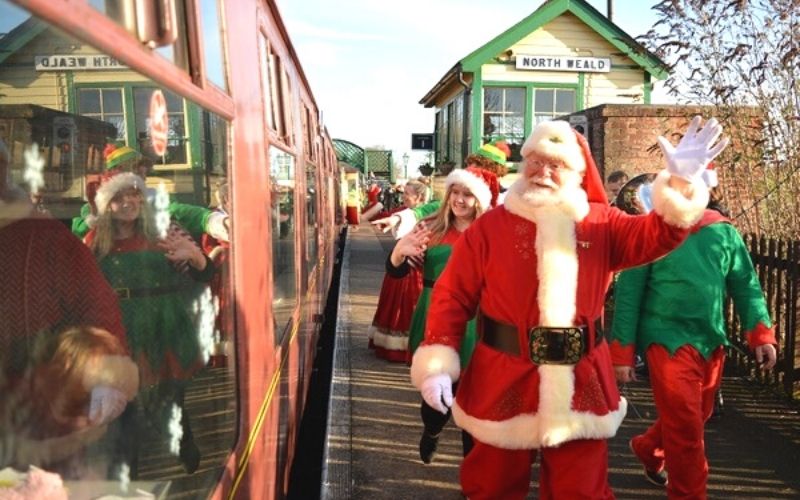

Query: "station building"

xmin=420 ymin=0 xmax=669 ymax=174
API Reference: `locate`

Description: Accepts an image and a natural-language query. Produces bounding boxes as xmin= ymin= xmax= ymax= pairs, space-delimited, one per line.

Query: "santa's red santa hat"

xmin=445 ymin=166 xmax=500 ymax=208
xmin=520 ymin=120 xmax=607 ymax=204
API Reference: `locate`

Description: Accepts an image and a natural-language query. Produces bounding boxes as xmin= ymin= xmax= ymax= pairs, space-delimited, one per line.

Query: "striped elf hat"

xmin=105 ymin=144 xmax=139 ymax=171
xmin=475 ymin=142 xmax=509 ymax=166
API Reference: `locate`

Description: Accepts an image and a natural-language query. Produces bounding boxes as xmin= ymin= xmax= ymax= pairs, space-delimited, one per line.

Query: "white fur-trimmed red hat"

xmin=520 ymin=120 xmax=607 ymax=204
xmin=94 ymin=172 xmax=146 ymax=215
xmin=445 ymin=166 xmax=499 ymax=209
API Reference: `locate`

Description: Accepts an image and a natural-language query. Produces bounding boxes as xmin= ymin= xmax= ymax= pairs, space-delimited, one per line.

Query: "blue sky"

xmin=277 ymin=0 xmax=668 ymax=173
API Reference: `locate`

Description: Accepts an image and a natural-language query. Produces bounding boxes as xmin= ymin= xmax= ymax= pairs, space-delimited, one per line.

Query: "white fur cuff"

xmin=651 ymin=170 xmax=708 ymax=228
xmin=393 ymin=209 xmax=418 ymax=239
xmin=410 ymin=344 xmax=461 ymax=389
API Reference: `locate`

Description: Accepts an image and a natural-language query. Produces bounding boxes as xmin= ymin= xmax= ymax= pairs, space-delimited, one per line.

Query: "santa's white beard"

xmin=505 ymin=176 xmax=590 ymax=223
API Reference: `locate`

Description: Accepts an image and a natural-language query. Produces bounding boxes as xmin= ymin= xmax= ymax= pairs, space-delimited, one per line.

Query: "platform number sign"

xmin=411 ymin=133 xmax=434 ymax=151
xmin=149 ymin=89 xmax=169 ymax=157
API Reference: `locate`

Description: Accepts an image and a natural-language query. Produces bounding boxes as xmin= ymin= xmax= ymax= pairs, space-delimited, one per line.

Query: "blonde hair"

xmin=403 ymin=180 xmax=428 ymax=203
xmin=424 ymin=183 xmax=486 ymax=246
xmin=90 ymin=189 xmax=158 ymax=260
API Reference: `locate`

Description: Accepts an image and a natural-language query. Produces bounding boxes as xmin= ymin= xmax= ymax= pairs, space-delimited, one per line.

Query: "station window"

xmin=0 ymin=6 xmax=237 ymax=497
xmin=77 ymin=88 xmax=127 ymax=144
xmin=133 ymin=87 xmax=187 ymax=165
xmin=270 ymin=146 xmax=297 ymax=343
xmin=483 ymin=87 xmax=525 ymax=161
xmin=533 ymin=88 xmax=577 ymax=124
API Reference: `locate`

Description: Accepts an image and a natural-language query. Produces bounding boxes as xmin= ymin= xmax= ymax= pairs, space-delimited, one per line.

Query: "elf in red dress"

xmin=368 ymin=180 xmax=428 ymax=362
xmin=410 ymin=117 xmax=729 ymax=499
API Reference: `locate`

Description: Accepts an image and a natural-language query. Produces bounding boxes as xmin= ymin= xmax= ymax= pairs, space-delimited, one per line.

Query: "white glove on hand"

xmin=657 ymin=116 xmax=729 ymax=182
xmin=420 ymin=373 xmax=453 ymax=415
xmin=88 ymin=385 xmax=128 ymax=425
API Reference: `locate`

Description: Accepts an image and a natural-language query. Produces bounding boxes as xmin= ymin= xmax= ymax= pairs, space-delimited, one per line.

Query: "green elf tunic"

xmin=89 ymin=233 xmax=214 ymax=385
xmin=609 ymin=211 xmax=776 ymax=365
xmin=388 ymin=226 xmax=477 ymax=367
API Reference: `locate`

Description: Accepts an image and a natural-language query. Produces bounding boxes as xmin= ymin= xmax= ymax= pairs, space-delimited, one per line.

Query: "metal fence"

xmin=725 ymin=235 xmax=800 ymax=400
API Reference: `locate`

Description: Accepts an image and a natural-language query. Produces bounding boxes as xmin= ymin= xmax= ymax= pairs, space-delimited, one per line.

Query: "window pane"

xmin=505 ymin=88 xmax=525 ymax=113
xmin=484 ymin=88 xmax=502 ymax=112
xmin=103 ymin=89 xmax=124 ymax=114
xmin=535 ymin=89 xmax=554 ymax=113
xmin=556 ymin=90 xmax=575 ymax=114
xmin=200 ymin=0 xmax=227 ymax=90
xmin=133 ymin=87 xmax=187 ymax=164
xmin=0 ymin=6 xmax=236 ymax=497
xmin=259 ymin=35 xmax=275 ymax=130
xmin=270 ymin=147 xmax=296 ymax=340
xmin=306 ymin=163 xmax=318 ymax=268
xmin=78 ymin=89 xmax=101 ymax=114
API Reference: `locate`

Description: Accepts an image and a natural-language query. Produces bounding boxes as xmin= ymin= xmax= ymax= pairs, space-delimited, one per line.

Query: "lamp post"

xmin=402 ymin=153 xmax=409 ymax=180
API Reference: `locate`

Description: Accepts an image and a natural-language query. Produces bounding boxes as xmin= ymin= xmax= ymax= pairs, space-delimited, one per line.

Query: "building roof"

xmin=419 ymin=0 xmax=668 ymax=107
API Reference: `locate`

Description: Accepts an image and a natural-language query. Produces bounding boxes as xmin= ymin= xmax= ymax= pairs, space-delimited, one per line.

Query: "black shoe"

xmin=419 ymin=432 xmax=439 ymax=464
xmin=644 ymin=467 xmax=668 ymax=487
xmin=179 ymin=437 xmax=201 ymax=474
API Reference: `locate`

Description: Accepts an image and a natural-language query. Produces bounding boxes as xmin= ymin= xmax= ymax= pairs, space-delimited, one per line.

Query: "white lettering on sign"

xmin=515 ymin=55 xmax=611 ymax=73
xmin=34 ymin=55 xmax=128 ymax=71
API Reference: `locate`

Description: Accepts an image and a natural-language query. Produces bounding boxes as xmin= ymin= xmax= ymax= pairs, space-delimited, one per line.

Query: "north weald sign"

xmin=34 ymin=55 xmax=128 ymax=71
xmin=515 ymin=55 xmax=611 ymax=73
xmin=411 ymin=133 xmax=434 ymax=150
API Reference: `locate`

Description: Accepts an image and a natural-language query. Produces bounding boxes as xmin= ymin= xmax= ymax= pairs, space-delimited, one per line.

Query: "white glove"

xmin=657 ymin=116 xmax=729 ymax=182
xmin=88 ymin=385 xmax=128 ymax=425
xmin=420 ymin=373 xmax=453 ymax=415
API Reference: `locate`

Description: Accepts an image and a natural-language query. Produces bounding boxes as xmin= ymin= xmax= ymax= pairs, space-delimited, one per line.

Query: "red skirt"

xmin=369 ymin=267 xmax=422 ymax=362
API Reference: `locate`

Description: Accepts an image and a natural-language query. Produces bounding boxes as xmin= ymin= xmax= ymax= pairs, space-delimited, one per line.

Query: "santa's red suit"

xmin=411 ymin=121 xmax=711 ymax=499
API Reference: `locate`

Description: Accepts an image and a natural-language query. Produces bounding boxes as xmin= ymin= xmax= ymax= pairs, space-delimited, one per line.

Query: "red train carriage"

xmin=0 ymin=0 xmax=342 ymax=498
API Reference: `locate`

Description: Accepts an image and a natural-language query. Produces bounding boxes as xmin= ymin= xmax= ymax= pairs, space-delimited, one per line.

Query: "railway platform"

xmin=321 ymin=222 xmax=800 ymax=500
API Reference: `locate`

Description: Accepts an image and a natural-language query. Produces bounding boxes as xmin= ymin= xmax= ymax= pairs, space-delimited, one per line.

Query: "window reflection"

xmin=0 ymin=4 xmax=235 ymax=497
xmin=199 ymin=0 xmax=227 ymax=91
xmin=306 ymin=163 xmax=318 ymax=271
xmin=270 ymin=146 xmax=296 ymax=340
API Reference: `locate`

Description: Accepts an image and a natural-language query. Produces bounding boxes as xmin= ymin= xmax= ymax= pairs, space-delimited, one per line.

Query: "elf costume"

xmin=411 ymin=120 xmax=712 ymax=499
xmin=609 ymin=208 xmax=776 ymax=499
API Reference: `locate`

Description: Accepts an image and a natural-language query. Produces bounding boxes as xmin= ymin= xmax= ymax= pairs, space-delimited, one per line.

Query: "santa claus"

xmin=409 ymin=116 xmax=728 ymax=499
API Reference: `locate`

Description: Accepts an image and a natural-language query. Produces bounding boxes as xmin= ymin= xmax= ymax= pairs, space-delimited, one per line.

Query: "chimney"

xmin=607 ymin=0 xmax=613 ymax=22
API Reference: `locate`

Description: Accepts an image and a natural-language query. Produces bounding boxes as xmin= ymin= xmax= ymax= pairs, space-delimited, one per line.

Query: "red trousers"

xmin=460 ymin=437 xmax=614 ymax=499
xmin=637 ymin=344 xmax=725 ymax=499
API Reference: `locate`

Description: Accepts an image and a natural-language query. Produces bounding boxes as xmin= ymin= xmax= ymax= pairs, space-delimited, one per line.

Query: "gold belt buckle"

xmin=115 ymin=287 xmax=131 ymax=300
xmin=529 ymin=327 xmax=583 ymax=365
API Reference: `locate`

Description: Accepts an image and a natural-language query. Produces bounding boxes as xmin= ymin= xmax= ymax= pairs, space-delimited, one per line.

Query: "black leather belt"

xmin=423 ymin=278 xmax=436 ymax=288
xmin=481 ymin=314 xmax=603 ymax=364
xmin=115 ymin=285 xmax=184 ymax=300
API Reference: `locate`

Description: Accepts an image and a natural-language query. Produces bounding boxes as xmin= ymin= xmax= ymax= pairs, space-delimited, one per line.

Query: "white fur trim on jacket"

xmin=81 ymin=355 xmax=140 ymax=401
xmin=452 ymin=368 xmax=627 ymax=449
xmin=95 ymin=173 xmax=146 ymax=215
xmin=520 ymin=121 xmax=586 ymax=173
xmin=410 ymin=343 xmax=461 ymax=389
xmin=206 ymin=210 xmax=230 ymax=242
xmin=651 ymin=169 xmax=708 ymax=228
xmin=446 ymin=168 xmax=491 ymax=210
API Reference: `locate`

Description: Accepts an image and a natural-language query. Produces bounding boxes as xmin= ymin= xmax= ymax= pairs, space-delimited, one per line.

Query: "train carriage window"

xmin=0 ymin=4 xmax=237 ymax=497
xmin=270 ymin=146 xmax=297 ymax=341
xmin=258 ymin=33 xmax=275 ymax=130
xmin=198 ymin=0 xmax=228 ymax=91
xmin=306 ymin=162 xmax=318 ymax=272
